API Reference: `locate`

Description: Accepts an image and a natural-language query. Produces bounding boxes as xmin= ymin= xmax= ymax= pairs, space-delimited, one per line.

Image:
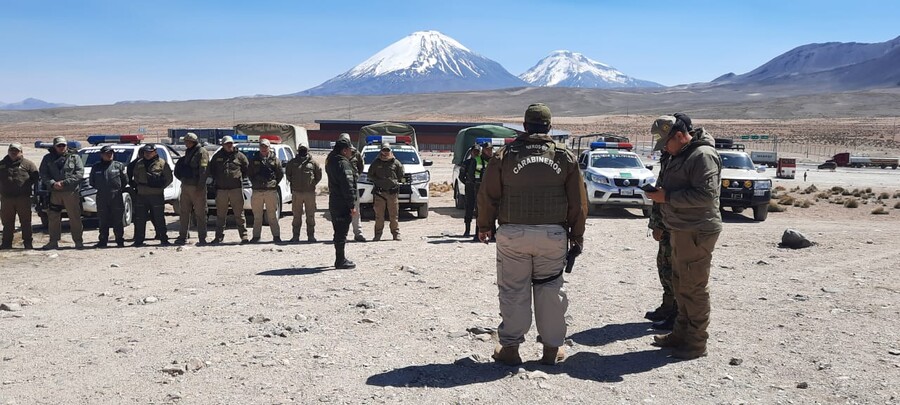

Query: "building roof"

xmin=315 ymin=119 xmax=504 ymax=127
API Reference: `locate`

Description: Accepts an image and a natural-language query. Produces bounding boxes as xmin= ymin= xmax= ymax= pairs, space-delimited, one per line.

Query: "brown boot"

xmin=492 ymin=345 xmax=522 ymax=366
xmin=672 ymin=345 xmax=707 ymax=360
xmin=651 ymin=333 xmax=683 ymax=348
xmin=541 ymin=346 xmax=566 ymax=365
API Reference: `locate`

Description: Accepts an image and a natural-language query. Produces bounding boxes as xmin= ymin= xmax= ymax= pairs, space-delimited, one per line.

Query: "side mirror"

xmin=423 ymin=160 xmax=433 ymax=167
xmin=756 ymin=166 xmax=766 ymax=173
xmin=645 ymin=164 xmax=654 ymax=170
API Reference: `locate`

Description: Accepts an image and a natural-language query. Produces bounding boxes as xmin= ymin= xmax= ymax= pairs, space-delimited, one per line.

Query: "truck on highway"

xmin=776 ymin=158 xmax=796 ymax=179
xmin=750 ymin=151 xmax=777 ymax=167
xmin=831 ymin=152 xmax=898 ymax=169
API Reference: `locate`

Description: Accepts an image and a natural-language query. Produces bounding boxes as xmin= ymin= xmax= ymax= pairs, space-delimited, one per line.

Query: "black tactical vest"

xmin=498 ymin=139 xmax=568 ymax=225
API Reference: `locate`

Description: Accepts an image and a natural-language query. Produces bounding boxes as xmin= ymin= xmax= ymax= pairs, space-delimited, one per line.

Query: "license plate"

xmin=731 ymin=193 xmax=743 ymax=199
xmin=620 ymin=189 xmax=634 ymax=196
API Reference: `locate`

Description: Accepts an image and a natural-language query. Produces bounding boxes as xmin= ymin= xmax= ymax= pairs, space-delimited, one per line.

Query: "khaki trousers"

xmin=669 ymin=230 xmax=720 ymax=349
xmin=495 ymin=224 xmax=569 ymax=348
xmin=178 ymin=184 xmax=207 ymax=240
xmin=351 ymin=197 xmax=362 ymax=237
xmin=291 ymin=191 xmax=316 ymax=238
xmin=373 ymin=191 xmax=399 ymax=237
xmin=215 ymin=188 xmax=246 ymax=239
xmin=48 ymin=190 xmax=83 ymax=245
xmin=251 ymin=189 xmax=279 ymax=239
xmin=1 ymin=195 xmax=32 ymax=246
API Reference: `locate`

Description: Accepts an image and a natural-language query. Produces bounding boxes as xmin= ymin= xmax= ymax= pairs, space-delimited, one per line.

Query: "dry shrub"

xmin=878 ymin=192 xmax=891 ymax=200
xmin=841 ymin=190 xmax=852 ymax=196
xmin=774 ymin=185 xmax=786 ymax=192
xmin=791 ymin=186 xmax=801 ymax=193
xmin=894 ymin=201 xmax=900 ymax=209
xmin=778 ymin=195 xmax=795 ymax=205
xmin=429 ymin=181 xmax=452 ymax=193
xmin=893 ymin=192 xmax=900 ymax=199
xmin=865 ymin=187 xmax=872 ymax=194
xmin=803 ymin=185 xmax=818 ymax=194
xmin=831 ymin=186 xmax=844 ymax=194
xmin=816 ymin=191 xmax=831 ymax=199
xmin=872 ymin=206 xmax=888 ymax=215
xmin=844 ymin=198 xmax=859 ymax=208
xmin=768 ymin=200 xmax=786 ymax=212
xmin=801 ymin=200 xmax=812 ymax=208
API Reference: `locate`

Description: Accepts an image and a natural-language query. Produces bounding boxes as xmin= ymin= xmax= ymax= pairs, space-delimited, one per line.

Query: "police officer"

xmin=645 ymin=151 xmax=676 ymax=330
xmin=367 ymin=142 xmax=404 ymax=241
xmin=285 ymin=143 xmax=322 ymax=243
xmin=458 ymin=144 xmax=479 ymax=237
xmin=339 ymin=133 xmax=367 ymax=243
xmin=325 ymin=139 xmax=357 ymax=269
xmin=128 ymin=144 xmax=173 ymax=247
xmin=463 ymin=142 xmax=494 ymax=241
xmin=646 ymin=113 xmax=722 ymax=360
xmin=173 ymin=132 xmax=209 ymax=245
xmin=89 ymin=145 xmax=128 ymax=248
xmin=207 ymin=136 xmax=250 ymax=244
xmin=477 ymin=103 xmax=587 ymax=366
xmin=248 ymin=138 xmax=283 ymax=243
xmin=39 ymin=136 xmax=85 ymax=250
xmin=0 ymin=143 xmax=39 ymax=249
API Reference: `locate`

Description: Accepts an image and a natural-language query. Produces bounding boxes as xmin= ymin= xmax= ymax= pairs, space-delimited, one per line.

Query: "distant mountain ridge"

xmin=0 ymin=98 xmax=74 ymax=110
xmin=297 ymin=30 xmax=526 ymax=96
xmin=519 ymin=50 xmax=662 ymax=89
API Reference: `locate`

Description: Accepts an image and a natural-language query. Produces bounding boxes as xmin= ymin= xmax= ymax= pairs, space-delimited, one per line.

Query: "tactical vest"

xmin=498 ymin=140 xmax=568 ymax=225
xmin=474 ymin=155 xmax=487 ymax=180
xmin=134 ymin=157 xmax=167 ymax=191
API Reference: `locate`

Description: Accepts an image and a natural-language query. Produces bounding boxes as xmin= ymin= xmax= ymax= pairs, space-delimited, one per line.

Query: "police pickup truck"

xmin=357 ymin=134 xmax=432 ymax=218
xmin=716 ymin=142 xmax=772 ymax=221
xmin=33 ymin=135 xmax=182 ymax=228
xmin=578 ymin=141 xmax=656 ymax=217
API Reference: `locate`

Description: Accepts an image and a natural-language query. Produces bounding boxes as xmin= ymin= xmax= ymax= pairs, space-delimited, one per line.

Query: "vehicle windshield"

xmin=364 ymin=149 xmax=420 ymax=165
xmin=78 ymin=149 xmax=132 ymax=167
xmin=591 ymin=154 xmax=643 ymax=169
xmin=721 ymin=153 xmax=755 ymax=170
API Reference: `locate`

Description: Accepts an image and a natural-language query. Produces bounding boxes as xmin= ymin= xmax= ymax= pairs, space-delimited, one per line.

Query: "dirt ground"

xmin=1 ymin=145 xmax=899 ymax=404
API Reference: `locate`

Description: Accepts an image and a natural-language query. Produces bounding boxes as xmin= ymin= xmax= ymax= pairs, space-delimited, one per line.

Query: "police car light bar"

xmin=475 ymin=137 xmax=513 ymax=146
xmin=590 ymin=142 xmax=633 ymax=150
xmin=365 ymin=135 xmax=412 ymax=145
xmin=86 ymin=134 xmax=144 ymax=145
xmin=34 ymin=140 xmax=82 ymax=149
xmin=260 ymin=135 xmax=282 ymax=144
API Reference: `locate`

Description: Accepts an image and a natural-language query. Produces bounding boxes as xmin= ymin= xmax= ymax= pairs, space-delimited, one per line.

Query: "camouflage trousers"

xmin=657 ymin=231 xmax=674 ymax=310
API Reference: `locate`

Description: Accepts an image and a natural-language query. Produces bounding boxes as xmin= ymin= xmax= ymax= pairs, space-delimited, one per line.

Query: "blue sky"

xmin=2 ymin=0 xmax=898 ymax=106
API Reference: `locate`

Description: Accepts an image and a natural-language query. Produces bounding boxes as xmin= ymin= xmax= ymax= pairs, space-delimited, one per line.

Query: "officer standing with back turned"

xmin=477 ymin=103 xmax=587 ymax=366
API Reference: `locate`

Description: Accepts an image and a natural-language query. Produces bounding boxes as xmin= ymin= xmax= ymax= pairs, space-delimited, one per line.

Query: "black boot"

xmin=651 ymin=309 xmax=677 ymax=331
xmin=463 ymin=221 xmax=471 ymax=237
xmin=334 ymin=242 xmax=356 ymax=269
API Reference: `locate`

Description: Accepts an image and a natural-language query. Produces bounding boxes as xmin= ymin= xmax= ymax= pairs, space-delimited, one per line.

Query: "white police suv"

xmin=717 ymin=147 xmax=772 ymax=221
xmin=357 ymin=135 xmax=432 ymax=218
xmin=578 ymin=141 xmax=656 ymax=217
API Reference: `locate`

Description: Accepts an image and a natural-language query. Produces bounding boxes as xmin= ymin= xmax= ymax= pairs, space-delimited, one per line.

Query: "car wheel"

xmin=122 ymin=193 xmax=133 ymax=226
xmin=732 ymin=207 xmax=745 ymax=214
xmin=417 ymin=204 xmax=429 ymax=218
xmin=752 ymin=205 xmax=768 ymax=221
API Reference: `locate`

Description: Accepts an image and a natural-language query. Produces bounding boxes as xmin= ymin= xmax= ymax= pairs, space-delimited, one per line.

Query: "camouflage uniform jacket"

xmin=39 ymin=150 xmax=84 ymax=192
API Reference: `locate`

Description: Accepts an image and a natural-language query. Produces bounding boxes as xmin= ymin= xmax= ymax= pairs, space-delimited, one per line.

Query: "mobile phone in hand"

xmin=640 ymin=183 xmax=658 ymax=193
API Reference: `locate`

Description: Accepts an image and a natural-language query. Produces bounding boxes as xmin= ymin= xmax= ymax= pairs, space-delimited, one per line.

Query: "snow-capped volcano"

xmin=298 ymin=30 xmax=526 ymax=95
xmin=520 ymin=50 xmax=662 ymax=88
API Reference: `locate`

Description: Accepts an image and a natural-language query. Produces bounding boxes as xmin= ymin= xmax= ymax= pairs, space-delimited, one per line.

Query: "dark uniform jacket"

xmin=174 ymin=145 xmax=209 ymax=187
xmin=285 ymin=154 xmax=322 ymax=193
xmin=367 ymin=156 xmax=404 ymax=192
xmin=89 ymin=160 xmax=128 ymax=194
xmin=39 ymin=150 xmax=84 ymax=192
xmin=477 ymin=134 xmax=588 ymax=245
xmin=460 ymin=154 xmax=489 ymax=185
xmin=248 ymin=152 xmax=283 ymax=190
xmin=648 ymin=152 xmax=671 ymax=232
xmin=326 ymin=152 xmax=358 ymax=214
xmin=0 ymin=156 xmax=39 ymax=198
xmin=208 ymin=149 xmax=249 ymax=190
xmin=129 ymin=155 xmax=173 ymax=196
xmin=657 ymin=128 xmax=722 ymax=233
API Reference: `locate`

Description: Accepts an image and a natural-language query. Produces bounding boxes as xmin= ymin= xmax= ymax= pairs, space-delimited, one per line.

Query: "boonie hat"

xmin=380 ymin=142 xmax=391 ymax=151
xmin=338 ymin=133 xmax=351 ymax=143
xmin=100 ymin=145 xmax=114 ymax=153
xmin=141 ymin=143 xmax=156 ymax=152
xmin=184 ymin=132 xmax=199 ymax=142
xmin=221 ymin=136 xmax=234 ymax=144
xmin=8 ymin=143 xmax=22 ymax=151
xmin=259 ymin=138 xmax=271 ymax=147
xmin=524 ymin=103 xmax=552 ymax=126
xmin=53 ymin=136 xmax=67 ymax=146
xmin=651 ymin=115 xmax=677 ymax=151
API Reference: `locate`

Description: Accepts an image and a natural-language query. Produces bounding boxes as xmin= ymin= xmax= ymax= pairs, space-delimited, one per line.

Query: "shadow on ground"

xmin=257 ymin=267 xmax=331 ymax=276
xmin=568 ymin=322 xmax=656 ymax=347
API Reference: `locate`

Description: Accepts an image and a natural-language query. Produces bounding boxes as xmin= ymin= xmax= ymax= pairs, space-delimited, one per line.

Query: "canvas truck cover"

xmin=358 ymin=122 xmax=417 ymax=150
xmin=452 ymin=125 xmax=518 ymax=165
xmin=234 ymin=123 xmax=308 ymax=152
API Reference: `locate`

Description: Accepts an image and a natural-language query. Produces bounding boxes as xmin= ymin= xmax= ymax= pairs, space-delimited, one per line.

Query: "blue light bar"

xmin=365 ymin=135 xmax=410 ymax=145
xmin=475 ymin=137 xmax=513 ymax=146
xmin=87 ymin=134 xmax=120 ymax=145
xmin=590 ymin=142 xmax=634 ymax=150
xmin=231 ymin=135 xmax=249 ymax=141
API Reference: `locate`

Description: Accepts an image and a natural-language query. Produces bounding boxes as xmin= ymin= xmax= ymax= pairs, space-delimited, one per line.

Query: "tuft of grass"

xmin=768 ymin=200 xmax=786 ymax=212
xmin=774 ymin=185 xmax=786 ymax=192
xmin=879 ymin=192 xmax=891 ymax=200
xmin=816 ymin=191 xmax=831 ymax=199
xmin=831 ymin=186 xmax=845 ymax=194
xmin=841 ymin=190 xmax=852 ymax=196
xmin=778 ymin=195 xmax=796 ymax=205
xmin=894 ymin=201 xmax=900 ymax=209
xmin=872 ymin=206 xmax=888 ymax=215
xmin=803 ymin=185 xmax=818 ymax=194
xmin=865 ymin=187 xmax=872 ymax=194
xmin=801 ymin=200 xmax=812 ymax=208
xmin=844 ymin=198 xmax=859 ymax=208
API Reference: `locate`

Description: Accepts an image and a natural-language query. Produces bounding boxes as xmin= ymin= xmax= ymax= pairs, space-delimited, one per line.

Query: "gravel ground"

xmin=1 ymin=154 xmax=899 ymax=404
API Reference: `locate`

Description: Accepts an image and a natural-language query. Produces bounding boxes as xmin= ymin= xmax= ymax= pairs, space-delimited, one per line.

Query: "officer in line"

xmin=89 ymin=145 xmax=128 ymax=248
xmin=208 ymin=136 xmax=250 ymax=244
xmin=645 ymin=150 xmax=676 ymax=330
xmin=338 ymin=133 xmax=366 ymax=242
xmin=367 ymin=142 xmax=404 ymax=241
xmin=477 ymin=103 xmax=588 ymax=366
xmin=646 ymin=113 xmax=722 ymax=360
xmin=325 ymin=138 xmax=358 ymax=269
xmin=463 ymin=142 xmax=494 ymax=241
xmin=248 ymin=138 xmax=283 ymax=243
xmin=458 ymin=144 xmax=480 ymax=238
xmin=285 ymin=143 xmax=322 ymax=243
xmin=173 ymin=132 xmax=209 ymax=245
xmin=128 ymin=144 xmax=173 ymax=247
xmin=0 ymin=143 xmax=39 ymax=250
xmin=39 ymin=136 xmax=85 ymax=250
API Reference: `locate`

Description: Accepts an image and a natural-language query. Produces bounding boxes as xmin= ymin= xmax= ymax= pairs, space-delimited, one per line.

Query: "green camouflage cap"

xmin=524 ymin=103 xmax=552 ymax=126
xmin=220 ymin=136 xmax=234 ymax=144
xmin=184 ymin=132 xmax=199 ymax=142
xmin=53 ymin=136 xmax=67 ymax=146
xmin=651 ymin=115 xmax=677 ymax=151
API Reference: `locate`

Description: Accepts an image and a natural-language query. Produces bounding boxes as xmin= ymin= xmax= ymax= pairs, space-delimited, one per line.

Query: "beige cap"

xmin=380 ymin=142 xmax=391 ymax=151
xmin=259 ymin=138 xmax=271 ymax=147
xmin=184 ymin=132 xmax=199 ymax=142
xmin=8 ymin=143 xmax=23 ymax=151
xmin=221 ymin=136 xmax=234 ymax=144
xmin=53 ymin=136 xmax=67 ymax=146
